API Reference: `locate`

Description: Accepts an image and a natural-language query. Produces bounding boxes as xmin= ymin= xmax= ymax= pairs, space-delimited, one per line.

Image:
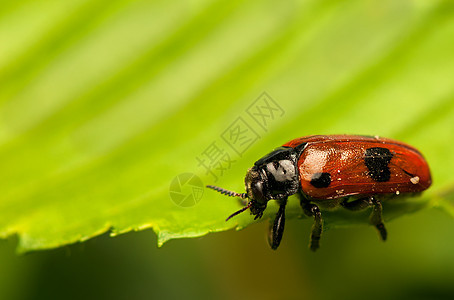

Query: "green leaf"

xmin=0 ymin=0 xmax=453 ymax=252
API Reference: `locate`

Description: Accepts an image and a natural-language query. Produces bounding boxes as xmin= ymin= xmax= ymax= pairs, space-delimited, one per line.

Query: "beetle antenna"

xmin=206 ymin=185 xmax=247 ymax=199
xmin=225 ymin=202 xmax=253 ymax=221
xmin=206 ymin=185 xmax=251 ymax=221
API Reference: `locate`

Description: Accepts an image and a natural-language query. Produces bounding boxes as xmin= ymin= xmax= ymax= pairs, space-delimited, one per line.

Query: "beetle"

xmin=207 ymin=135 xmax=431 ymax=251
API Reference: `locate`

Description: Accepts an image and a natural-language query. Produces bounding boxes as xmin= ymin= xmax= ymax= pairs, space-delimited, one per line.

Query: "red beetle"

xmin=207 ymin=135 xmax=431 ymax=251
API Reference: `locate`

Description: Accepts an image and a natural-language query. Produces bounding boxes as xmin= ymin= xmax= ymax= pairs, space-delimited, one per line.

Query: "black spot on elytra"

xmin=310 ymin=172 xmax=331 ymax=188
xmin=364 ymin=147 xmax=393 ymax=182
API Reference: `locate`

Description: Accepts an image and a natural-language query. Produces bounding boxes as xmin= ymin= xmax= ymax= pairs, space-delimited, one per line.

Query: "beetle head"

xmin=244 ymin=167 xmax=268 ymax=218
xmin=206 ymin=166 xmax=270 ymax=221
xmin=246 ymin=166 xmax=269 ymax=201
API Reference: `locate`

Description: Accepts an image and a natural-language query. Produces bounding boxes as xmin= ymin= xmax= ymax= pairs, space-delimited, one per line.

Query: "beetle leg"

xmin=267 ymin=199 xmax=287 ymax=250
xmin=341 ymin=197 xmax=372 ymax=211
xmin=342 ymin=196 xmax=387 ymax=241
xmin=299 ymin=194 xmax=323 ymax=251
xmin=369 ymin=196 xmax=387 ymax=241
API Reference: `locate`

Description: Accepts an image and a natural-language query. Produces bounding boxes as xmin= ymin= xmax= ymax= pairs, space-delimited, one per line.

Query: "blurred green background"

xmin=1 ymin=0 xmax=454 ymax=299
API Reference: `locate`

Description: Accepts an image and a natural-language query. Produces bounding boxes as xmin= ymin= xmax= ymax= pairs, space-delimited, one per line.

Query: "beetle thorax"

xmin=245 ymin=156 xmax=300 ymax=202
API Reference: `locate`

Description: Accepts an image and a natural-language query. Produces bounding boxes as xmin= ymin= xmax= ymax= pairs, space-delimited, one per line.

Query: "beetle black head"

xmin=243 ymin=166 xmax=269 ymax=218
xmin=206 ymin=166 xmax=269 ymax=221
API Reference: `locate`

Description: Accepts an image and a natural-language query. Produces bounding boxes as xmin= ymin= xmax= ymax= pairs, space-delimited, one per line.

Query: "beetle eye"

xmin=245 ymin=167 xmax=268 ymax=203
xmin=251 ymin=181 xmax=266 ymax=203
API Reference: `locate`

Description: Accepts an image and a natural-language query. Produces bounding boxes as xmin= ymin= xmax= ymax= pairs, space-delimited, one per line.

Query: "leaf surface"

xmin=0 ymin=0 xmax=453 ymax=252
